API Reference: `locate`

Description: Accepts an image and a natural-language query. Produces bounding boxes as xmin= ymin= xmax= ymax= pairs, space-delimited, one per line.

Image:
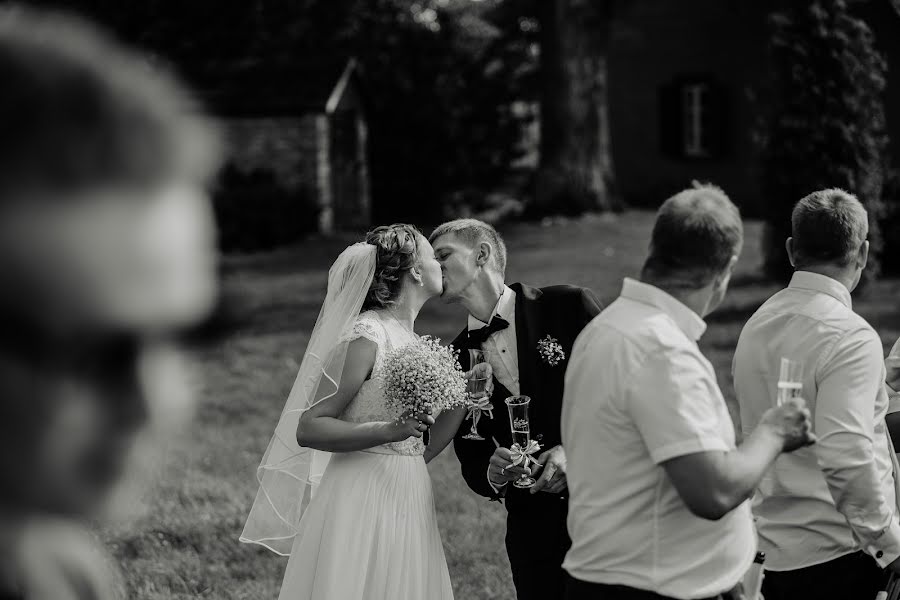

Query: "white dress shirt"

xmin=468 ymin=285 xmax=520 ymax=396
xmin=733 ymin=271 xmax=900 ymax=571
xmin=562 ymin=279 xmax=755 ymax=599
xmin=469 ymin=285 xmax=519 ymax=494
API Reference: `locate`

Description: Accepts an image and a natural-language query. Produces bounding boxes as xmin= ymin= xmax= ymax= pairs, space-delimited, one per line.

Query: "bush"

xmin=759 ymin=1 xmax=888 ymax=283
xmin=212 ymin=166 xmax=319 ymax=253
xmin=340 ymin=0 xmax=535 ymax=223
xmin=882 ymin=168 xmax=900 ymax=276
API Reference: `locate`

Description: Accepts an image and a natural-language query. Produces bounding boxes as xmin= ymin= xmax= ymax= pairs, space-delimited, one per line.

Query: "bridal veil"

xmin=240 ymin=243 xmax=376 ymax=555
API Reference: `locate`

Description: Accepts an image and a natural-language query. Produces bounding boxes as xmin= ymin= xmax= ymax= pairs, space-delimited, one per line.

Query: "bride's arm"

xmin=424 ymin=407 xmax=467 ymax=464
xmin=297 ymin=338 xmax=431 ymax=452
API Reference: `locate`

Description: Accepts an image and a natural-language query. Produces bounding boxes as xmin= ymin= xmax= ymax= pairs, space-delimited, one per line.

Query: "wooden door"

xmin=329 ymin=111 xmax=363 ymax=231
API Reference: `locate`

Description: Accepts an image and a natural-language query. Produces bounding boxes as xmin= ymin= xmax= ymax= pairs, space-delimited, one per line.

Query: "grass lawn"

xmin=102 ymin=210 xmax=900 ymax=599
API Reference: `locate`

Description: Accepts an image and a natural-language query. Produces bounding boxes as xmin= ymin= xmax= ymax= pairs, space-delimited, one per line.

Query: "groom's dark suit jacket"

xmin=452 ymin=282 xmax=602 ymax=599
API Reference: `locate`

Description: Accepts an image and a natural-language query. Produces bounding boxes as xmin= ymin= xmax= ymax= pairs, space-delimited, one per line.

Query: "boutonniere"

xmin=537 ymin=335 xmax=566 ymax=367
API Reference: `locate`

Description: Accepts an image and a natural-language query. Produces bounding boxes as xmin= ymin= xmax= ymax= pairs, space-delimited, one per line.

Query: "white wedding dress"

xmin=277 ymin=310 xmax=454 ymax=600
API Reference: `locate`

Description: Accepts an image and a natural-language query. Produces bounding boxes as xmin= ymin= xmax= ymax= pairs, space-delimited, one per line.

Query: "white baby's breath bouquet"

xmin=382 ymin=336 xmax=468 ymax=417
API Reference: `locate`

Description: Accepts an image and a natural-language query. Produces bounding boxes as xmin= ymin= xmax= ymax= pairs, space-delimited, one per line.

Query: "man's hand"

xmin=759 ymin=397 xmax=816 ymax=453
xmin=886 ymin=338 xmax=900 ymax=392
xmin=488 ymin=447 xmax=531 ymax=487
xmin=530 ymin=445 xmax=567 ymax=495
xmin=465 ymin=362 xmax=494 ymax=399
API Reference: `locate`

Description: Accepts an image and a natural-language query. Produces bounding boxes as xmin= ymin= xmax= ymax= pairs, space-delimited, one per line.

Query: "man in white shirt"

xmin=563 ymin=183 xmax=815 ymax=600
xmin=430 ymin=219 xmax=602 ymax=600
xmin=733 ymin=189 xmax=900 ymax=600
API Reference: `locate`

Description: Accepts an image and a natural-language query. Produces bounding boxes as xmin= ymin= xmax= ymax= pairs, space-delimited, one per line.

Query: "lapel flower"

xmin=537 ymin=335 xmax=565 ymax=367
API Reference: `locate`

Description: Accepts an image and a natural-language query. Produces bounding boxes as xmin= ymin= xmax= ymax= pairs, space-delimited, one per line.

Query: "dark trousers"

xmin=565 ymin=578 xmax=721 ymax=600
xmin=506 ymin=507 xmax=571 ymax=600
xmin=761 ymin=551 xmax=890 ymax=600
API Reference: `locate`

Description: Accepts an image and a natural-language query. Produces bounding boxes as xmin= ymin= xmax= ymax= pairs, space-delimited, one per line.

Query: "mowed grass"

xmin=101 ymin=211 xmax=900 ymax=599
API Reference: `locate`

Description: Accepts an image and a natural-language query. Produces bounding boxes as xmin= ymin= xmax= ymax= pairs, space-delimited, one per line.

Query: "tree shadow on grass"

xmin=222 ymin=235 xmax=359 ymax=277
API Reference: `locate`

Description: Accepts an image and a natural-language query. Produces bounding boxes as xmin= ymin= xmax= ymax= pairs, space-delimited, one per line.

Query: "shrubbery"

xmin=212 ymin=166 xmax=319 ymax=253
xmin=882 ymin=168 xmax=900 ymax=276
xmin=759 ymin=1 xmax=887 ymax=283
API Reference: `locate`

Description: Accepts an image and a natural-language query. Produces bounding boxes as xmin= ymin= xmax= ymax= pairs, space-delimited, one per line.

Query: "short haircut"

xmin=429 ymin=219 xmax=507 ymax=275
xmin=790 ymin=188 xmax=868 ymax=268
xmin=0 ymin=7 xmax=222 ymax=201
xmin=641 ymin=182 xmax=744 ymax=288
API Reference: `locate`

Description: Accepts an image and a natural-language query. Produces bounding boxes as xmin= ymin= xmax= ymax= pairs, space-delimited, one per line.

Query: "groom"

xmin=430 ymin=219 xmax=602 ymax=600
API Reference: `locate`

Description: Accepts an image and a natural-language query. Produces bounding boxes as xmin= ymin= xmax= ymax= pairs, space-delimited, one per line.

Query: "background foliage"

xmin=28 ymin=0 xmax=538 ymax=227
xmin=758 ymin=0 xmax=889 ymax=282
xmin=9 ymin=0 xmax=900 ymax=271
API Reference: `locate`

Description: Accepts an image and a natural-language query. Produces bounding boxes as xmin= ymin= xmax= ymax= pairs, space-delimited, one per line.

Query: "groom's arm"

xmin=542 ymin=285 xmax=602 ymax=331
xmin=454 ymin=434 xmax=503 ymax=500
xmin=577 ymin=287 xmax=603 ymax=327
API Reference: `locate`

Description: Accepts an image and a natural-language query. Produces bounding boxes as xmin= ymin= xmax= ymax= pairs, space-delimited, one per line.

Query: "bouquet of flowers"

xmin=382 ymin=336 xmax=468 ymax=417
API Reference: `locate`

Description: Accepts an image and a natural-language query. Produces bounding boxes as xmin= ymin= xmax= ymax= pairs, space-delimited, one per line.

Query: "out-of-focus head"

xmin=641 ymin=182 xmax=743 ymax=316
xmin=362 ymin=224 xmax=443 ymax=309
xmin=788 ymin=188 xmax=869 ymax=292
xmin=429 ymin=219 xmax=507 ymax=302
xmin=0 ymin=7 xmax=223 ymax=516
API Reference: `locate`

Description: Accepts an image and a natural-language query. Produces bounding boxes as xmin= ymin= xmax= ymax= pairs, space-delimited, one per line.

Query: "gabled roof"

xmin=200 ymin=57 xmax=361 ymax=117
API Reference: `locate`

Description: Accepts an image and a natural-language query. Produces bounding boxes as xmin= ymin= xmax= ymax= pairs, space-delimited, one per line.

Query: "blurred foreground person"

xmin=0 ymin=7 xmax=222 ymax=599
xmin=563 ymin=184 xmax=815 ymax=600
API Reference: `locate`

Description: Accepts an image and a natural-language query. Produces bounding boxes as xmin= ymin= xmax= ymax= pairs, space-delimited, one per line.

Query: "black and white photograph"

xmin=0 ymin=1 xmax=899 ymax=599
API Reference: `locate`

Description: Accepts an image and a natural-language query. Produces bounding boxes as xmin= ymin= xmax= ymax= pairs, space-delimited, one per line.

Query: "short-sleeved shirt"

xmin=562 ymin=278 xmax=755 ymax=599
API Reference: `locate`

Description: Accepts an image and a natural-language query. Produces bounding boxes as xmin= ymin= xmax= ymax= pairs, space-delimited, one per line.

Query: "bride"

xmin=241 ymin=223 xmax=482 ymax=599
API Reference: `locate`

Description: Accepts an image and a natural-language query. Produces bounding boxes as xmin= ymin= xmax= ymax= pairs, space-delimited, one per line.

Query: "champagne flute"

xmin=505 ymin=395 xmax=537 ymax=488
xmin=463 ymin=373 xmax=490 ymax=441
xmin=777 ymin=357 xmax=804 ymax=407
xmin=462 ymin=350 xmax=490 ymax=441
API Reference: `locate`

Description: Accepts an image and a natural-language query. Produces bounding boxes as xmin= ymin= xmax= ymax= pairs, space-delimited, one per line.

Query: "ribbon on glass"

xmin=466 ymin=397 xmax=494 ymax=428
xmin=509 ymin=440 xmax=541 ymax=468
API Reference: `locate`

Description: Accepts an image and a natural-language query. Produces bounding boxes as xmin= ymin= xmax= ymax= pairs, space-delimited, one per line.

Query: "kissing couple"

xmin=241 ymin=219 xmax=602 ymax=600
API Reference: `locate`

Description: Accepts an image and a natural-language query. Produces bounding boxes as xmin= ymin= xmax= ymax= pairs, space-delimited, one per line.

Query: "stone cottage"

xmin=206 ymin=57 xmax=370 ymax=234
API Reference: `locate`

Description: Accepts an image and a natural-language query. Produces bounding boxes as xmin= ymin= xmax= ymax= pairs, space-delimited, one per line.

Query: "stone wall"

xmin=224 ymin=115 xmax=319 ymax=192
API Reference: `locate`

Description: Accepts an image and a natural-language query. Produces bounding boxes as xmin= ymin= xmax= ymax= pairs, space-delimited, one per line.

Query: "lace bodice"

xmin=339 ymin=310 xmax=425 ymax=456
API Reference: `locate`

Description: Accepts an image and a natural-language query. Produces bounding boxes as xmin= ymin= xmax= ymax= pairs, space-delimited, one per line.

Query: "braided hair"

xmin=362 ymin=223 xmax=422 ymax=310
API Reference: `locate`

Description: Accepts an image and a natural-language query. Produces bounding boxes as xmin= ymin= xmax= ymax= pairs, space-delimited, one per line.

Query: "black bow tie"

xmin=467 ymin=316 xmax=510 ymax=348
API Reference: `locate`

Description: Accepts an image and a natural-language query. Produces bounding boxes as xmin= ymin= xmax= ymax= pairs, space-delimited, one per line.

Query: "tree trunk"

xmin=534 ymin=0 xmax=620 ymax=216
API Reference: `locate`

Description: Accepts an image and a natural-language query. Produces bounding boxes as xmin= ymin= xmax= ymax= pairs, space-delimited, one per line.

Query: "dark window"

xmin=660 ymin=76 xmax=729 ymax=159
xmin=682 ymin=82 xmax=709 ymax=157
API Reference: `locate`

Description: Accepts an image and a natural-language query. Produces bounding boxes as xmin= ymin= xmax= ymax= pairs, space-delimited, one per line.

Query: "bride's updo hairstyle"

xmin=363 ymin=223 xmax=422 ymax=310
